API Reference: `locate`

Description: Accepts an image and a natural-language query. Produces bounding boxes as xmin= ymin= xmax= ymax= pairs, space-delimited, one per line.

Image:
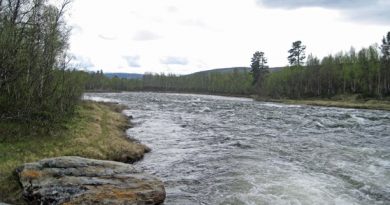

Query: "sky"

xmin=67 ymin=0 xmax=390 ymax=74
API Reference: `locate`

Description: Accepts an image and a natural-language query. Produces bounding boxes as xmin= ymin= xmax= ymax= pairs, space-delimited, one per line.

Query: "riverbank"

xmin=254 ymin=96 xmax=390 ymax=111
xmin=88 ymin=91 xmax=390 ymax=111
xmin=0 ymin=101 xmax=149 ymax=204
xmin=86 ymin=89 xmax=252 ymax=99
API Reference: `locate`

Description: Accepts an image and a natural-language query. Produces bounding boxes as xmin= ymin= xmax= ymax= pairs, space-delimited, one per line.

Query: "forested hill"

xmin=188 ymin=67 xmax=283 ymax=76
xmin=103 ymin=67 xmax=284 ymax=80
xmin=188 ymin=67 xmax=250 ymax=76
xmin=104 ymin=73 xmax=143 ymax=79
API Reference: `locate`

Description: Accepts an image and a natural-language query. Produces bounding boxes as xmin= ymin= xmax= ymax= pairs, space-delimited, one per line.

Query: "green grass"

xmin=0 ymin=101 xmax=149 ymax=204
xmin=282 ymin=99 xmax=390 ymax=111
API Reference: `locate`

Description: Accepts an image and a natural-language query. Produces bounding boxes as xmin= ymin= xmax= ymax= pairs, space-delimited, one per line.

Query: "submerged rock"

xmin=16 ymin=156 xmax=165 ymax=205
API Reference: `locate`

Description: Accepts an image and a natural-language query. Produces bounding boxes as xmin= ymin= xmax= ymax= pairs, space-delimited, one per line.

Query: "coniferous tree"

xmin=288 ymin=41 xmax=306 ymax=66
xmin=250 ymin=51 xmax=269 ymax=86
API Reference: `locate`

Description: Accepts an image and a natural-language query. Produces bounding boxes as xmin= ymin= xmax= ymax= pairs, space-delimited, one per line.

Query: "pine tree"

xmin=288 ymin=41 xmax=306 ymax=66
xmin=250 ymin=51 xmax=269 ymax=86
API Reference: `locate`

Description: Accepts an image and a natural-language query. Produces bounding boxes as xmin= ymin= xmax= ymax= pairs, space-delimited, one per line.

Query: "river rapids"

xmin=85 ymin=92 xmax=390 ymax=205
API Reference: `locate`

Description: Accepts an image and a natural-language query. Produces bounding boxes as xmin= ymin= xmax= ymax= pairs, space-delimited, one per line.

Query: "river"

xmin=85 ymin=92 xmax=390 ymax=205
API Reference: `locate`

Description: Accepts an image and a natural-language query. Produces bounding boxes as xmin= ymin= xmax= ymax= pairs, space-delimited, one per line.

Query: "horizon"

xmin=68 ymin=0 xmax=389 ymax=75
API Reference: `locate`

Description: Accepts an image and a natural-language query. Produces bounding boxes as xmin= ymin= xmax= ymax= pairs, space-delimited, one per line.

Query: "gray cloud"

xmin=344 ymin=6 xmax=390 ymax=24
xmin=123 ymin=56 xmax=141 ymax=67
xmin=160 ymin=56 xmax=189 ymax=65
xmin=133 ymin=30 xmax=162 ymax=41
xmin=256 ymin=0 xmax=390 ymax=24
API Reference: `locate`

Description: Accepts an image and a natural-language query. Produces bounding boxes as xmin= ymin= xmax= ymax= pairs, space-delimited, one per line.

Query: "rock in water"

xmin=16 ymin=156 xmax=165 ymax=205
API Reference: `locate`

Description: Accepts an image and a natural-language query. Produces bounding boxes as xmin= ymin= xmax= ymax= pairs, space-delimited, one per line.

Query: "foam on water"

xmin=85 ymin=92 xmax=390 ymax=205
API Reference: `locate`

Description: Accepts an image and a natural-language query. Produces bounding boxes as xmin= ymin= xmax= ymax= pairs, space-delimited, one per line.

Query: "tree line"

xmin=263 ymin=35 xmax=390 ymax=98
xmin=84 ymin=69 xmax=253 ymax=95
xmin=141 ymin=70 xmax=253 ymax=95
xmin=0 ymin=0 xmax=84 ymax=123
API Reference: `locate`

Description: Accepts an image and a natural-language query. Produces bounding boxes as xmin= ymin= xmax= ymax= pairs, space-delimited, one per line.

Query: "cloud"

xmin=123 ymin=56 xmax=141 ymax=67
xmin=257 ymin=0 xmax=372 ymax=9
xmin=71 ymin=24 xmax=83 ymax=35
xmin=180 ymin=19 xmax=207 ymax=28
xmin=167 ymin=6 xmax=178 ymax=13
xmin=256 ymin=0 xmax=390 ymax=24
xmin=344 ymin=6 xmax=390 ymax=24
xmin=133 ymin=30 xmax=162 ymax=41
xmin=98 ymin=34 xmax=116 ymax=40
xmin=160 ymin=56 xmax=189 ymax=65
xmin=72 ymin=55 xmax=94 ymax=70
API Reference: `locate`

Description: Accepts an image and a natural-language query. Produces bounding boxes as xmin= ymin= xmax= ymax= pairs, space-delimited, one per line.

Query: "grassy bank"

xmin=0 ymin=101 xmax=149 ymax=204
xmin=254 ymin=95 xmax=390 ymax=111
xmin=282 ymin=99 xmax=390 ymax=111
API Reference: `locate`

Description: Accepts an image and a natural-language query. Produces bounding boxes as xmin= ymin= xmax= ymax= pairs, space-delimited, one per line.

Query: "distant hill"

xmin=189 ymin=67 xmax=250 ymax=76
xmin=104 ymin=73 xmax=143 ymax=79
xmin=188 ymin=66 xmax=284 ymax=76
xmin=104 ymin=67 xmax=284 ymax=79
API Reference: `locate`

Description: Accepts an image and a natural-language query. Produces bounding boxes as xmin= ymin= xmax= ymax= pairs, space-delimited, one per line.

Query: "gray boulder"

xmin=16 ymin=156 xmax=165 ymax=205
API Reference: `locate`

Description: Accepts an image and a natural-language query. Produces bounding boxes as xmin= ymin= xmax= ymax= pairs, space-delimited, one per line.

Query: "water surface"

xmin=85 ymin=92 xmax=390 ymax=205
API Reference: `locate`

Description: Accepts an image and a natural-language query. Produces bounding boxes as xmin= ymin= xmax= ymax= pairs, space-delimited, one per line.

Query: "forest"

xmin=264 ymin=41 xmax=390 ymax=98
xmin=0 ymin=0 xmax=84 ymax=122
xmin=83 ymin=70 xmax=253 ymax=95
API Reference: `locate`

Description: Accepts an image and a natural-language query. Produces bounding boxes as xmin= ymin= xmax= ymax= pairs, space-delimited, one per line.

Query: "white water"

xmin=85 ymin=92 xmax=390 ymax=205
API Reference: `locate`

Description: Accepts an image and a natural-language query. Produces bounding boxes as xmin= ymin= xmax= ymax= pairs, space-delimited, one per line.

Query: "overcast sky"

xmin=67 ymin=0 xmax=389 ymax=74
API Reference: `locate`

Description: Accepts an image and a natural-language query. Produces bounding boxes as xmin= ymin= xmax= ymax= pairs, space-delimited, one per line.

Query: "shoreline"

xmin=0 ymin=101 xmax=150 ymax=204
xmin=255 ymin=97 xmax=390 ymax=111
xmin=88 ymin=90 xmax=390 ymax=111
xmin=86 ymin=89 xmax=252 ymax=99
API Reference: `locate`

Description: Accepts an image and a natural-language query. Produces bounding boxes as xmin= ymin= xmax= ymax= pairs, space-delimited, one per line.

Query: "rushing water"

xmin=85 ymin=92 xmax=390 ymax=205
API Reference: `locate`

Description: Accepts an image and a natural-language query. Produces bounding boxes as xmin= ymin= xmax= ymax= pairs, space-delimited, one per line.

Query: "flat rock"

xmin=16 ymin=156 xmax=165 ymax=205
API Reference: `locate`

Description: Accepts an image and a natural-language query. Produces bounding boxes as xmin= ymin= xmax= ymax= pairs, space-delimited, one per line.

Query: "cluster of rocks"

xmin=16 ymin=156 xmax=165 ymax=205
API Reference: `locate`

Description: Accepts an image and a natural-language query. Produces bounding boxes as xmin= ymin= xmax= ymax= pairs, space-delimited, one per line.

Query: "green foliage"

xmin=139 ymin=70 xmax=253 ymax=95
xmin=83 ymin=71 xmax=143 ymax=92
xmin=265 ymin=41 xmax=390 ymax=98
xmin=380 ymin=32 xmax=390 ymax=95
xmin=0 ymin=0 xmax=83 ymax=123
xmin=250 ymin=51 xmax=269 ymax=87
xmin=84 ymin=69 xmax=253 ymax=95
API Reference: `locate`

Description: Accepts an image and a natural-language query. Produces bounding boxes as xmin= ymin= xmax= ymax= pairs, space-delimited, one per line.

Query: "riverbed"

xmin=85 ymin=92 xmax=390 ymax=205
